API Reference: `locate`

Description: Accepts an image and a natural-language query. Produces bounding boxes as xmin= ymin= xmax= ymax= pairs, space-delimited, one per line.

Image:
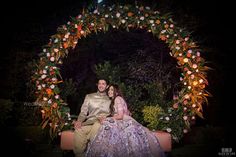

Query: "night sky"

xmin=1 ymin=0 xmax=235 ymax=155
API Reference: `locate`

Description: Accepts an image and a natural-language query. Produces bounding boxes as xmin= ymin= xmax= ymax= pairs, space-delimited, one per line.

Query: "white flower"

xmin=166 ymin=128 xmax=172 ymax=132
xmin=116 ymin=12 xmax=120 ymax=18
xmin=46 ymin=53 xmax=50 ymax=57
xmin=196 ymin=51 xmax=201 ymax=56
xmin=52 ymin=77 xmax=57 ymax=82
xmin=187 ymin=71 xmax=192 ymax=75
xmin=105 ymin=14 xmax=109 ymax=18
xmin=199 ymin=79 xmax=204 ymax=83
xmin=50 ymin=57 xmax=55 ymax=62
xmin=43 ymin=49 xmax=47 ymax=52
xmin=65 ymin=33 xmax=70 ymax=38
xmin=54 ymin=38 xmax=58 ymax=43
xmin=37 ymin=85 xmax=42 ymax=90
xmin=187 ymin=49 xmax=192 ymax=53
xmin=192 ymin=64 xmax=198 ymax=69
xmin=140 ymin=16 xmax=144 ymax=20
xmin=43 ymin=70 xmax=47 ymax=74
xmin=183 ymin=58 xmax=188 ymax=63
xmin=183 ymin=116 xmax=188 ymax=120
xmin=149 ymin=20 xmax=154 ymax=24
xmin=55 ymin=95 xmax=59 ymax=99
xmin=48 ymin=99 xmax=52 ymax=104
xmin=42 ymin=84 xmax=46 ymax=87
xmin=93 ymin=9 xmax=98 ymax=14
xmin=41 ymin=74 xmax=47 ymax=79
xmin=175 ymin=40 xmax=180 ymax=44
xmin=50 ymin=84 xmax=55 ymax=89
xmin=121 ymin=19 xmax=126 ymax=23
xmin=165 ymin=117 xmax=170 ymax=121
xmin=43 ymin=97 xmax=48 ymax=101
xmin=183 ymin=129 xmax=188 ymax=133
xmin=190 ymin=74 xmax=195 ymax=79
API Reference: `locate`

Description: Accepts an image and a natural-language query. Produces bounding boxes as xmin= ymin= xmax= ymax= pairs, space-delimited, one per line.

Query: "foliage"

xmin=142 ymin=105 xmax=164 ymax=130
xmin=59 ymin=78 xmax=78 ymax=102
xmin=32 ymin=4 xmax=209 ymax=140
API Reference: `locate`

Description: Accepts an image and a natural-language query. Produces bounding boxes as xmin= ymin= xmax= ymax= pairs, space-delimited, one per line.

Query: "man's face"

xmin=97 ymin=80 xmax=108 ymax=93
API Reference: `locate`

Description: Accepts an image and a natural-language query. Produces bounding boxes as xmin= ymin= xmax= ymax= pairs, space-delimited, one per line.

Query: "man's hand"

xmin=73 ymin=120 xmax=82 ymax=130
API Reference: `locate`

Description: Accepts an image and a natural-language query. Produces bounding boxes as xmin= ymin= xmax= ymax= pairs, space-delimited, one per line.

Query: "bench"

xmin=60 ymin=130 xmax=172 ymax=152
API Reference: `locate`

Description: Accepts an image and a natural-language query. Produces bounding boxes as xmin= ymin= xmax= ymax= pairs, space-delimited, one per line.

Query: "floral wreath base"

xmin=32 ymin=4 xmax=210 ymax=141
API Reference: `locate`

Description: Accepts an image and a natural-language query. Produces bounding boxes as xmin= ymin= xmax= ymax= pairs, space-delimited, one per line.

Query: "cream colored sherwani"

xmin=73 ymin=91 xmax=111 ymax=157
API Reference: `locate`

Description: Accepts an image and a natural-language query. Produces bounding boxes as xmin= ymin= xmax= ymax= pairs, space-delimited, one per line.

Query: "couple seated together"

xmin=73 ymin=78 xmax=166 ymax=157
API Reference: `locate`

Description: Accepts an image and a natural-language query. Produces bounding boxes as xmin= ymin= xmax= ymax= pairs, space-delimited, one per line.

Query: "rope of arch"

xmin=32 ymin=4 xmax=210 ymax=140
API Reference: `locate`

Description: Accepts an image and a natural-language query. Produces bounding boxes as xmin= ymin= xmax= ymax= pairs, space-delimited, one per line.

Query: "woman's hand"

xmin=98 ymin=116 xmax=106 ymax=124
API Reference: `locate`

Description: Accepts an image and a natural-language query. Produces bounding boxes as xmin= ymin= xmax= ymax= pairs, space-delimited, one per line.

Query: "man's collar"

xmin=97 ymin=91 xmax=107 ymax=96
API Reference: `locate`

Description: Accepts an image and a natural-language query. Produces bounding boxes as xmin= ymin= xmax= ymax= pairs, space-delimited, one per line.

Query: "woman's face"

xmin=108 ymin=86 xmax=115 ymax=98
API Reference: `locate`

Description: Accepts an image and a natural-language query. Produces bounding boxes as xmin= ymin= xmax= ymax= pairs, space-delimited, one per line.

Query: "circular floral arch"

xmin=32 ymin=4 xmax=210 ymax=140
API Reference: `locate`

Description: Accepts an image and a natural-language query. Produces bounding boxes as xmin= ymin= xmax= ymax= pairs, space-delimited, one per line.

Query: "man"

xmin=73 ymin=78 xmax=111 ymax=157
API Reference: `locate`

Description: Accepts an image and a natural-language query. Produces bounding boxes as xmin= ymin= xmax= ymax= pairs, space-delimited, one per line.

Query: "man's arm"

xmin=74 ymin=95 xmax=89 ymax=130
xmin=77 ymin=94 xmax=89 ymax=122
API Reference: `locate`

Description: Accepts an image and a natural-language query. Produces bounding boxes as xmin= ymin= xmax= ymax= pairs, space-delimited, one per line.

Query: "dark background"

xmin=1 ymin=0 xmax=235 ymax=156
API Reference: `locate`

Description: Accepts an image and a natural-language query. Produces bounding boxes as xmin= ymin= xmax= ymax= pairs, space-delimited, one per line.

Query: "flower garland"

xmin=32 ymin=4 xmax=210 ymax=139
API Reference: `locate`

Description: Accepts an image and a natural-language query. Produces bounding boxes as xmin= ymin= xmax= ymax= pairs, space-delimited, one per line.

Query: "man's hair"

xmin=97 ymin=77 xmax=109 ymax=85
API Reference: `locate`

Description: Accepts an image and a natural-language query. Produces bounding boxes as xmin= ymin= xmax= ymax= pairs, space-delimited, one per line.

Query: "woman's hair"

xmin=108 ymin=84 xmax=124 ymax=116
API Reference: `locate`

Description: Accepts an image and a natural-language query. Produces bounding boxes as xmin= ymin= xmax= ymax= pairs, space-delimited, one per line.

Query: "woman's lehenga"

xmin=85 ymin=97 xmax=165 ymax=157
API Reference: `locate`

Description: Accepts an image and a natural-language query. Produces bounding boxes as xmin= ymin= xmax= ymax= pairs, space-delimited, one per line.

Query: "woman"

xmin=85 ymin=84 xmax=165 ymax=157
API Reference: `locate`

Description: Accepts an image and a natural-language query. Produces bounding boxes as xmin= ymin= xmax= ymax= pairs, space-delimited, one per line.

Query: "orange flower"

xmin=77 ymin=25 xmax=82 ymax=31
xmin=164 ymin=24 xmax=169 ymax=28
xmin=63 ymin=42 xmax=68 ymax=48
xmin=127 ymin=12 xmax=134 ymax=17
xmin=46 ymin=88 xmax=53 ymax=95
xmin=187 ymin=52 xmax=191 ymax=58
xmin=155 ymin=20 xmax=161 ymax=24
xmin=160 ymin=35 xmax=167 ymax=41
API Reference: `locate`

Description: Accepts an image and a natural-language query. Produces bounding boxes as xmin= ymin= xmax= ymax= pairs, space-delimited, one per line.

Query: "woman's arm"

xmin=113 ymin=97 xmax=125 ymax=120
